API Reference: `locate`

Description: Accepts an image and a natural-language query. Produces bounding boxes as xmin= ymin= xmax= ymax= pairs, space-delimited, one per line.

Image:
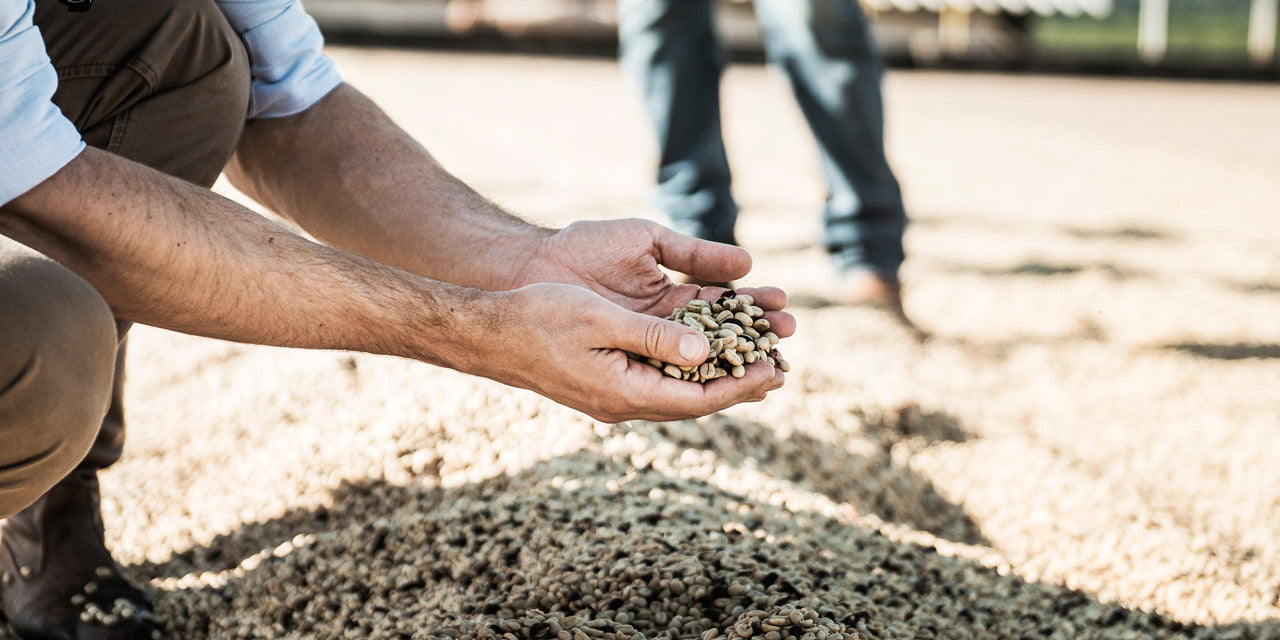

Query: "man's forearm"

xmin=0 ymin=146 xmax=479 ymax=366
xmin=225 ymin=84 xmax=552 ymax=290
xmin=1 ymin=141 xmax=789 ymax=423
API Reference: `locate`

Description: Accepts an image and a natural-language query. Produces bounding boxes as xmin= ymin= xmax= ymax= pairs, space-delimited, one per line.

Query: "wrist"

xmin=398 ymin=280 xmax=504 ymax=373
xmin=508 ymin=226 xmax=568 ymax=290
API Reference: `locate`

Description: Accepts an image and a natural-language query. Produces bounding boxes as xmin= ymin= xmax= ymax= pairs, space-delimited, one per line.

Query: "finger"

xmin=627 ymin=360 xmax=785 ymax=421
xmin=733 ymin=286 xmax=787 ymax=311
xmin=700 ymin=362 xmax=785 ymax=406
xmin=760 ymin=310 xmax=796 ymax=339
xmin=648 ymin=281 xmax=735 ymax=320
xmin=712 ymin=285 xmax=796 ymax=339
xmin=663 ymin=285 xmax=795 ymax=339
xmin=610 ymin=308 xmax=710 ymax=368
xmin=651 ymin=225 xmax=752 ymax=284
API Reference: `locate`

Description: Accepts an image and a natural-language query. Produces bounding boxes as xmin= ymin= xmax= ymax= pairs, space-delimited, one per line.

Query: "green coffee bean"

xmin=634 ymin=294 xmax=788 ymax=383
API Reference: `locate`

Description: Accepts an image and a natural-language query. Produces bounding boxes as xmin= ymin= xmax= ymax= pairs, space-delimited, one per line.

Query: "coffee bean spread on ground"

xmin=634 ymin=293 xmax=789 ymax=383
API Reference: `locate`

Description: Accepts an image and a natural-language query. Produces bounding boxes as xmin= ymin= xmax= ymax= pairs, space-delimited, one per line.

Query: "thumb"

xmin=652 ymin=225 xmax=752 ymax=284
xmin=614 ymin=312 xmax=709 ymax=368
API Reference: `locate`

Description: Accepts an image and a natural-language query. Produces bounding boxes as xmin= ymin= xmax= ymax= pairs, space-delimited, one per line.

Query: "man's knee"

xmin=0 ymin=249 xmax=118 ymax=519
xmin=137 ymin=0 xmax=253 ymax=114
xmin=39 ymin=0 xmax=252 ymax=186
xmin=116 ymin=0 xmax=252 ymax=186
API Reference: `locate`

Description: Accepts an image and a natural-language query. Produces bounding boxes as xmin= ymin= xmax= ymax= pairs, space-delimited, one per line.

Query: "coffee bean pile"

xmin=635 ymin=294 xmax=788 ymax=383
xmin=16 ymin=311 xmax=1271 ymax=640
xmin=146 ymin=447 xmax=1211 ymax=640
xmin=421 ymin=604 xmax=844 ymax=640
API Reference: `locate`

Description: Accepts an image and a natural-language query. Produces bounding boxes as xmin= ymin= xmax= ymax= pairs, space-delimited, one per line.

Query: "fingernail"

xmin=679 ymin=334 xmax=705 ymax=361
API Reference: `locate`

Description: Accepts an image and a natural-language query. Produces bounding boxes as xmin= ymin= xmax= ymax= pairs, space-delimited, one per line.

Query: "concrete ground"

xmin=7 ymin=46 xmax=1279 ymax=638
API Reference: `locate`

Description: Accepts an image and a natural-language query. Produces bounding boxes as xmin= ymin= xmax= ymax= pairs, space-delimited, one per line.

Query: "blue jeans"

xmin=618 ymin=0 xmax=907 ymax=278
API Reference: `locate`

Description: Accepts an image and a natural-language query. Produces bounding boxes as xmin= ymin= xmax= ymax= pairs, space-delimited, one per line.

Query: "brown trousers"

xmin=0 ymin=0 xmax=251 ymax=518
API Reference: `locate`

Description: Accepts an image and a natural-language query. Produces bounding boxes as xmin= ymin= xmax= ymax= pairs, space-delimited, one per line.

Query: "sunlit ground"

xmin=8 ymin=47 xmax=1277 ymax=638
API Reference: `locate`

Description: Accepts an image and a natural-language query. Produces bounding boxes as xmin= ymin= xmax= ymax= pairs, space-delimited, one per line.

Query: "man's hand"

xmin=3 ymin=149 xmax=784 ymax=424
xmin=448 ymin=283 xmax=785 ymax=423
xmin=228 ymin=84 xmax=799 ymax=420
xmin=515 ymin=218 xmax=797 ymax=340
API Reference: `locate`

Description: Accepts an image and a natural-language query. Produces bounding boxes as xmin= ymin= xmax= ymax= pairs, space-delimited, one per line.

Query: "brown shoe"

xmin=1 ymin=470 xmax=159 ymax=640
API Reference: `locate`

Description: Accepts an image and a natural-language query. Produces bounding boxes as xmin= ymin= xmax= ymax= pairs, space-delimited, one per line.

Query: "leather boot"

xmin=0 ymin=470 xmax=158 ymax=640
xmin=1 ymin=330 xmax=158 ymax=640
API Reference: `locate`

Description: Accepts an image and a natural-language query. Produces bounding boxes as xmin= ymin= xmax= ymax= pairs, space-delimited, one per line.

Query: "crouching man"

xmin=0 ymin=0 xmax=794 ymax=637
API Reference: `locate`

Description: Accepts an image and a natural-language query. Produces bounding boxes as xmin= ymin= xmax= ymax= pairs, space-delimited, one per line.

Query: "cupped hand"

xmin=454 ymin=283 xmax=785 ymax=423
xmin=514 ymin=219 xmax=796 ymax=340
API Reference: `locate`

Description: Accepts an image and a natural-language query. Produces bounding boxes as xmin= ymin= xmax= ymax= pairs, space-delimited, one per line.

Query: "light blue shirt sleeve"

xmin=215 ymin=0 xmax=344 ymax=119
xmin=0 ymin=0 xmax=86 ymax=206
xmin=1 ymin=0 xmax=341 ymax=206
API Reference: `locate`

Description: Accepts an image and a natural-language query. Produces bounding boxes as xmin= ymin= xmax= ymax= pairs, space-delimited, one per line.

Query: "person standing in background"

xmin=618 ymin=0 xmax=910 ymax=317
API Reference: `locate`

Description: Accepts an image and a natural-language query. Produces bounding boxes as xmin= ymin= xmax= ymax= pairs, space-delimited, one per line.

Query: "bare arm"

xmin=225 ymin=83 xmax=797 ymax=332
xmin=226 ymin=83 xmax=547 ymax=290
xmin=1 ymin=146 xmax=472 ymax=364
xmin=0 ymin=147 xmax=784 ymax=421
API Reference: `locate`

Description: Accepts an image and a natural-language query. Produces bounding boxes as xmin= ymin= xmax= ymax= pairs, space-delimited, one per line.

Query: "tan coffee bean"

xmin=631 ymin=296 xmax=785 ymax=384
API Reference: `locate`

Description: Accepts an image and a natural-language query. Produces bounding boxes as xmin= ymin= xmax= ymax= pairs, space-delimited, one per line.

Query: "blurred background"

xmin=301 ymin=0 xmax=1280 ymax=76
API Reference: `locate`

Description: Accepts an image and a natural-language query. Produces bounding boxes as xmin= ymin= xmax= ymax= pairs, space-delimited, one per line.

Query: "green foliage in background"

xmin=1031 ymin=0 xmax=1277 ymax=68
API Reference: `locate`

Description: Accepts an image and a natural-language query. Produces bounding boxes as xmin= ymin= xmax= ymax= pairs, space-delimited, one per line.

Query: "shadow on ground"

xmin=907 ymin=215 xmax=1174 ymax=245
xmin=1163 ymin=342 xmax=1280 ymax=361
xmin=1231 ymin=281 xmax=1280 ymax=295
xmin=929 ymin=259 xmax=1147 ymax=281
xmin=620 ymin=407 xmax=985 ymax=546
xmin=125 ymin=450 xmax=1279 ymax=639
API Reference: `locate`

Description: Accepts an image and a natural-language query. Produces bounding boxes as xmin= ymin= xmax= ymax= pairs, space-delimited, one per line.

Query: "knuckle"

xmin=643 ymin=321 xmax=665 ymax=357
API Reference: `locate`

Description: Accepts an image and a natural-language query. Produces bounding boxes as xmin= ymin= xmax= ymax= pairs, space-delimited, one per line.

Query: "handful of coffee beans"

xmin=634 ymin=292 xmax=788 ymax=383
